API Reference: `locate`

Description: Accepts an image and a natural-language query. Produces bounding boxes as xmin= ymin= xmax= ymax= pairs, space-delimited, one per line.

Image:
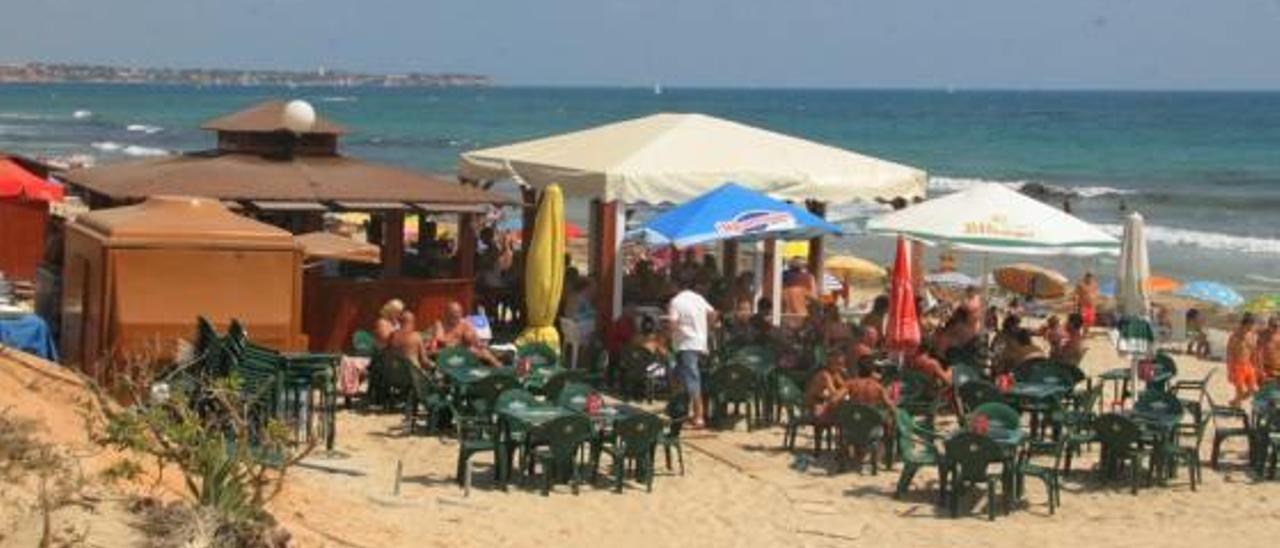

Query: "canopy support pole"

xmin=806 ymin=201 xmax=827 ymax=299
xmin=724 ymin=240 xmax=739 ymax=281
xmin=762 ymin=239 xmax=781 ymax=326
xmin=520 ymin=187 xmax=538 ymax=253
xmin=458 ymin=212 xmax=477 ymax=282
xmin=381 ymin=211 xmax=404 ymax=278
xmin=593 ymin=200 xmax=625 ymax=321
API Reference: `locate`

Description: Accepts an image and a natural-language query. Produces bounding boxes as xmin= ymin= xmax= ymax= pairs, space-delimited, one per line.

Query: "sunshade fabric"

xmin=296 ymin=231 xmax=380 ymax=264
xmin=825 ymin=255 xmax=887 ymax=282
xmin=516 ymin=185 xmax=566 ymax=350
xmin=1116 ymin=212 xmax=1151 ymax=317
xmin=885 ymin=237 xmax=921 ymax=351
xmin=0 ymin=158 xmax=63 ymax=202
xmin=994 ymin=263 xmax=1069 ymax=299
xmin=641 ymin=183 xmax=842 ymax=248
xmin=866 ymin=183 xmax=1118 ymax=256
xmin=459 ymin=113 xmax=926 ymax=205
xmin=1176 ymin=280 xmax=1244 ymax=309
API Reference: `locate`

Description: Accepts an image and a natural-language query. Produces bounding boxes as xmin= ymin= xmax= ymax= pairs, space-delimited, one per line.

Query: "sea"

xmin=2 ymin=84 xmax=1279 ymax=296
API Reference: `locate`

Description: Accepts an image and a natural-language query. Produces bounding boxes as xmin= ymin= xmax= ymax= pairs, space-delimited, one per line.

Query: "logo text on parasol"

xmin=715 ymin=210 xmax=797 ymax=236
xmin=963 ymin=214 xmax=1035 ymax=239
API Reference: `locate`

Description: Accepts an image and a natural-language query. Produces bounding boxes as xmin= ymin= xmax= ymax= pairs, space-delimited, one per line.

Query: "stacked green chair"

xmin=1165 ymin=411 xmax=1208 ymax=490
xmin=830 ymin=402 xmax=886 ymax=475
xmin=523 ymin=415 xmax=596 ymax=496
xmin=596 ymin=413 xmax=663 ymax=493
xmin=944 ymin=432 xmax=1009 ymax=520
xmin=456 ymin=387 xmax=535 ymax=493
xmin=893 ymin=408 xmax=947 ymax=502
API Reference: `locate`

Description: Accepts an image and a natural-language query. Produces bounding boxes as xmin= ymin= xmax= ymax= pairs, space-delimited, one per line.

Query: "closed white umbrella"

xmin=1116 ymin=212 xmax=1150 ymax=318
xmin=1115 ymin=211 xmax=1154 ymax=403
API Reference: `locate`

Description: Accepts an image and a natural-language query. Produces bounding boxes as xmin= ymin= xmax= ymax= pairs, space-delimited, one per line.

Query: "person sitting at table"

xmin=848 ymin=326 xmax=880 ymax=369
xmin=374 ymin=299 xmax=405 ymax=349
xmin=388 ymin=311 xmax=433 ymax=370
xmin=1051 ymin=313 xmax=1087 ymax=367
xmin=932 ymin=306 xmax=978 ymax=359
xmin=908 ymin=345 xmax=952 ymax=387
xmin=843 ymin=358 xmax=897 ymax=466
xmin=994 ymin=328 xmax=1044 ymax=376
xmin=1227 ymin=313 xmax=1261 ymax=408
xmin=431 ymin=301 xmax=501 ymax=367
xmin=805 ymin=352 xmax=852 ymax=425
xmin=1186 ymin=308 xmax=1211 ymax=358
xmin=860 ymin=295 xmax=890 ymax=333
xmin=1040 ymin=314 xmax=1067 ymax=356
xmin=990 ymin=313 xmax=1023 ymax=355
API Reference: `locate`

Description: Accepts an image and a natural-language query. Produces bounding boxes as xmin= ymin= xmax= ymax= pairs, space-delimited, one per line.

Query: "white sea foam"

xmin=0 ymin=112 xmax=55 ymax=121
xmin=318 ymin=96 xmax=357 ymax=102
xmin=91 ymin=141 xmax=122 ymax=152
xmin=122 ymin=145 xmax=169 ymax=157
xmin=125 ymin=123 xmax=163 ymax=134
xmin=927 ymin=176 xmax=1135 ymax=198
xmin=1099 ymin=223 xmax=1280 ymax=255
xmin=72 ymin=109 xmax=93 ymax=120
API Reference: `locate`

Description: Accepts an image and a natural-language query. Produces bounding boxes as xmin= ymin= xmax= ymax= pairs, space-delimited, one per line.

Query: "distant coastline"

xmin=0 ymin=62 xmax=491 ymax=88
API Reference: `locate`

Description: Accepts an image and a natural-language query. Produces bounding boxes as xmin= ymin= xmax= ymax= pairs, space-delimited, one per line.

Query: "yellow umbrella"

xmin=824 ymin=254 xmax=886 ymax=282
xmin=515 ymin=185 xmax=566 ymax=350
xmin=993 ymin=263 xmax=1069 ymax=299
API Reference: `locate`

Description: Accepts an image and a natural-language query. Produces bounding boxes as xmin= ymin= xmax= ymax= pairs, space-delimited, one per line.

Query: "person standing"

xmin=668 ymin=278 xmax=717 ymax=428
xmin=1257 ymin=316 xmax=1280 ymax=379
xmin=1074 ymin=272 xmax=1099 ymax=330
xmin=1227 ymin=313 xmax=1261 ymax=408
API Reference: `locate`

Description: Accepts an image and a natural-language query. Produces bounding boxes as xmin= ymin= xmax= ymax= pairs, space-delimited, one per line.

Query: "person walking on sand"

xmin=1226 ymin=313 xmax=1261 ymax=408
xmin=1074 ymin=272 xmax=1099 ymax=330
xmin=668 ymin=276 xmax=718 ymax=428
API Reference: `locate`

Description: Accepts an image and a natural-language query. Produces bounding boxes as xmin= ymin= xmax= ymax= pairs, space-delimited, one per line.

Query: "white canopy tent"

xmin=865 ymin=183 xmax=1119 ymax=257
xmin=460 ymin=113 xmax=927 ymax=322
xmin=459 ymin=112 xmax=926 ymax=205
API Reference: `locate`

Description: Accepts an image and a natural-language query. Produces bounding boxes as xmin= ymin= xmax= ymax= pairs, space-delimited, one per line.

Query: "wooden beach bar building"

xmin=61 ymin=100 xmax=515 ymax=355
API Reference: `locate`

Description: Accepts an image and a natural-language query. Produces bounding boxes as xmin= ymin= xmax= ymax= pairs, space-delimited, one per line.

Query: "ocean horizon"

xmin=3 ymin=83 xmax=1278 ymax=296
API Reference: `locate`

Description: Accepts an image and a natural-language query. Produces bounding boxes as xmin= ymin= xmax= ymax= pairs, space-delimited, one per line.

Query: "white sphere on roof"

xmin=282 ymin=100 xmax=316 ymax=134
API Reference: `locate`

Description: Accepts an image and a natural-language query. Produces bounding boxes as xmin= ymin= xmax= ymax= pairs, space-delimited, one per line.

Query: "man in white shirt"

xmin=668 ymin=278 xmax=718 ymax=428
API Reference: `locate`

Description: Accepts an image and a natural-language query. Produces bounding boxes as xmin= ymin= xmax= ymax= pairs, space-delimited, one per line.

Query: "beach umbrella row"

xmin=1245 ymin=294 xmax=1280 ymax=315
xmin=1175 ymin=280 xmax=1245 ymax=309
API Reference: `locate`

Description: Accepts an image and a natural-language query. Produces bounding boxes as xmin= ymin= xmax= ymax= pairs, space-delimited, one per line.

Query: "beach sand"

xmin=3 ymin=333 xmax=1277 ymax=547
xmin=274 ymin=335 xmax=1280 ymax=548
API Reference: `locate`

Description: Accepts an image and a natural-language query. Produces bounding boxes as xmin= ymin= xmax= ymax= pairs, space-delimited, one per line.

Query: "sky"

xmin=3 ymin=0 xmax=1280 ymax=89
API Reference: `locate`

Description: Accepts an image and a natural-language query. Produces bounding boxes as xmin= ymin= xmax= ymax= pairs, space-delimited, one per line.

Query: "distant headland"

xmin=0 ymin=62 xmax=491 ymax=87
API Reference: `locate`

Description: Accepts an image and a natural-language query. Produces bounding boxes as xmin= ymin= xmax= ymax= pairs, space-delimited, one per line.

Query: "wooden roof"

xmin=201 ymin=99 xmax=347 ymax=135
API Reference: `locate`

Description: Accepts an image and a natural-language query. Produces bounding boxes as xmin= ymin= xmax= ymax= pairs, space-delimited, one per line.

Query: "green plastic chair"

xmin=524 ymin=414 xmax=596 ymax=495
xmin=541 ymin=369 xmax=588 ymax=402
xmin=659 ymin=394 xmax=689 ymax=475
xmin=1093 ymin=413 xmax=1154 ymax=494
xmin=958 ymin=381 xmax=1003 ymax=415
xmin=776 ymin=374 xmax=826 ymax=453
xmin=949 ymin=364 xmax=983 ymax=390
xmin=1018 ymin=434 xmax=1067 ymax=514
xmin=597 ymin=412 xmax=663 ymax=493
xmin=708 ymin=364 xmax=759 ymax=431
xmin=1166 ymin=411 xmax=1208 ymax=491
xmin=894 ymin=408 xmax=947 ymax=501
xmin=944 ymin=432 xmax=1008 ymax=520
xmin=830 ymin=402 xmax=886 ymax=475
xmin=407 ymin=364 xmax=450 ymax=435
xmin=350 ymin=329 xmax=377 ymax=357
xmin=970 ymin=402 xmax=1020 ymax=432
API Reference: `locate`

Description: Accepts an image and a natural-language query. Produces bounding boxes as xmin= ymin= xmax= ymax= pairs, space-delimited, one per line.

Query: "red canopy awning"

xmin=0 ymin=158 xmax=63 ymax=202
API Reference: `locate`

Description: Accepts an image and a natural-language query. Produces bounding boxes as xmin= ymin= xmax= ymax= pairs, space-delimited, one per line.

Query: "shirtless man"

xmin=848 ymin=326 xmax=880 ymax=369
xmin=1227 ymin=313 xmax=1261 ymax=407
xmin=374 ymin=299 xmax=405 ymax=350
xmin=1074 ymin=272 xmax=1099 ymax=330
xmin=805 ymin=353 xmax=852 ymax=425
xmin=909 ymin=347 xmax=952 ymax=387
xmin=1258 ymin=316 xmax=1280 ymax=379
xmin=431 ymin=301 xmax=501 ymax=367
xmin=1052 ymin=313 xmax=1087 ymax=367
xmin=387 ymin=311 xmax=432 ymax=369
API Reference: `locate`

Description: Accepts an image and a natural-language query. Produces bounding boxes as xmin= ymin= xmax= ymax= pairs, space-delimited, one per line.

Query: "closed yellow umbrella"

xmin=824 ymin=254 xmax=886 ymax=282
xmin=516 ymin=184 xmax=566 ymax=349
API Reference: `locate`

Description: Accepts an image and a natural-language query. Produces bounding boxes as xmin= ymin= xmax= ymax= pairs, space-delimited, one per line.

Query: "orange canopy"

xmin=0 ymin=158 xmax=62 ymax=202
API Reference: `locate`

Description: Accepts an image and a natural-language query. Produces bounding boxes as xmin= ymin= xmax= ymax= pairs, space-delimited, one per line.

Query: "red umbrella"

xmin=0 ymin=159 xmax=63 ymax=202
xmin=885 ymin=236 xmax=921 ymax=352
